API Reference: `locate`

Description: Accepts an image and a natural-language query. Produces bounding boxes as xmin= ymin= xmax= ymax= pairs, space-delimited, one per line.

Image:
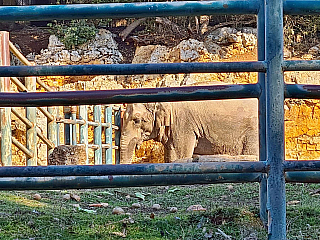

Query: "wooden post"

xmin=71 ymin=106 xmax=77 ymax=145
xmin=0 ymin=31 xmax=12 ymax=166
xmin=63 ymin=106 xmax=71 ymax=145
xmin=48 ymin=106 xmax=57 ymax=157
xmin=114 ymin=106 xmax=121 ymax=165
xmin=94 ymin=105 xmax=102 ymax=165
xmin=26 ymin=76 xmax=37 ymax=166
xmin=79 ymin=105 xmax=88 ymax=164
xmin=105 ymin=105 xmax=112 ymax=164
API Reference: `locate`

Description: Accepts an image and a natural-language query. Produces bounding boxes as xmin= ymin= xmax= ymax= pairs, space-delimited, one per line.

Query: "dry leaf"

xmin=71 ymin=194 xmax=81 ymax=202
xmin=287 ymin=200 xmax=300 ymax=205
xmin=89 ymin=203 xmax=109 ymax=208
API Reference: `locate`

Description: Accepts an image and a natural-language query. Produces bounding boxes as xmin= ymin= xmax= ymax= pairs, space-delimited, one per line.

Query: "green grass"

xmin=0 ymin=183 xmax=319 ymax=239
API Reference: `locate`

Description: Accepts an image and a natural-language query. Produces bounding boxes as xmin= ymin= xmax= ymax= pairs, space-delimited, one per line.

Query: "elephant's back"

xmin=172 ymin=99 xmax=258 ymax=119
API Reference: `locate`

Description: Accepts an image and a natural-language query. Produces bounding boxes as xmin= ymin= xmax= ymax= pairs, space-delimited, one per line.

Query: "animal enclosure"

xmin=0 ymin=1 xmax=319 ymax=239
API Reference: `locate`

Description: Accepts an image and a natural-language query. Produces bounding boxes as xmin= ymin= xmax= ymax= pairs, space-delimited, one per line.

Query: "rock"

xmin=63 ymin=194 xmax=71 ymax=200
xmin=59 ymin=50 xmax=70 ymax=63
xmin=152 ymin=204 xmax=161 ymax=210
xmin=309 ymin=45 xmax=320 ymax=56
xmin=206 ymin=27 xmax=237 ymax=45
xmin=70 ymin=51 xmax=81 ymax=62
xmin=132 ymin=203 xmax=141 ymax=209
xmin=227 ymin=185 xmax=234 ymax=191
xmin=169 ymin=207 xmax=178 ymax=213
xmin=48 ymin=35 xmax=64 ymax=51
xmin=34 ymin=29 xmax=123 ymax=66
xmin=172 ymin=39 xmax=215 ymax=62
xmin=112 ymin=207 xmax=125 ymax=215
xmin=186 ymin=205 xmax=207 ymax=212
xmin=33 ymin=194 xmax=41 ymax=201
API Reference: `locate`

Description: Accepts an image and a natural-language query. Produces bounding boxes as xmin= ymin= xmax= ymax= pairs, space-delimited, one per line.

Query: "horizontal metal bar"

xmin=0 ymin=1 xmax=259 ymax=22
xmin=284 ymin=161 xmax=320 ymax=171
xmin=12 ymin=137 xmax=33 ymax=159
xmin=87 ymin=121 xmax=99 ymax=127
xmin=286 ymin=172 xmax=320 ymax=183
xmin=0 ymin=84 xmax=261 ymax=107
xmin=103 ymin=144 xmax=111 ymax=149
xmin=38 ymin=107 xmax=54 ymax=122
xmin=56 ymin=118 xmax=85 ymax=125
xmin=87 ymin=144 xmax=111 ymax=150
xmin=0 ymin=1 xmax=315 ymax=23
xmin=284 ymin=0 xmax=320 ymax=15
xmin=0 ymin=161 xmax=267 ymax=177
xmin=101 ymin=122 xmax=111 ymax=128
xmin=283 ymin=60 xmax=320 ymax=71
xmin=285 ymin=84 xmax=320 ymax=99
xmin=88 ymin=144 xmax=98 ymax=150
xmin=0 ymin=173 xmax=262 ymax=190
xmin=112 ymin=125 xmax=119 ymax=131
xmin=0 ymin=62 xmax=266 ymax=77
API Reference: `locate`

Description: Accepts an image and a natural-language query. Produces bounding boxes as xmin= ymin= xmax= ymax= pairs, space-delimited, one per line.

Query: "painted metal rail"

xmin=0 ymin=1 xmax=320 ymax=238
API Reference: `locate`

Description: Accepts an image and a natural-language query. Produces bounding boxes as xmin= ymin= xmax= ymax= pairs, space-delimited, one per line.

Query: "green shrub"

xmin=48 ymin=20 xmax=98 ymax=49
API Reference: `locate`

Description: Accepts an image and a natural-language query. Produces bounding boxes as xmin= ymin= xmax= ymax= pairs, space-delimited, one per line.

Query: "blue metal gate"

xmin=0 ymin=1 xmax=320 ymax=238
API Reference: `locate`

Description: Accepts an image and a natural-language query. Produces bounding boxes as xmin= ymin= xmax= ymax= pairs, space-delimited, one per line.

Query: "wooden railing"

xmin=1 ymin=32 xmax=120 ymax=166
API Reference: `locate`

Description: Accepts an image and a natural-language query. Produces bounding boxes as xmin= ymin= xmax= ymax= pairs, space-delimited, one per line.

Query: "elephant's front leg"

xmin=164 ymin=135 xmax=197 ymax=162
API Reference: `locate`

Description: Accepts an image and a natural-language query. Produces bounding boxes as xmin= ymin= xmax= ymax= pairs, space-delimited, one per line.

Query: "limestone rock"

xmin=34 ymin=29 xmax=122 ymax=66
xmin=112 ymin=207 xmax=125 ymax=215
xmin=132 ymin=203 xmax=141 ymax=209
xmin=152 ymin=204 xmax=161 ymax=210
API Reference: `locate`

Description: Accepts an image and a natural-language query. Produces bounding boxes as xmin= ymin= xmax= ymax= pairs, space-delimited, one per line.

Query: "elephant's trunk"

xmin=120 ymin=135 xmax=137 ymax=164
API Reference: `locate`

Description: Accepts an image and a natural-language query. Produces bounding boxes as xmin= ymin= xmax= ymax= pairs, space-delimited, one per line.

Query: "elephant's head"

xmin=120 ymin=103 xmax=172 ymax=164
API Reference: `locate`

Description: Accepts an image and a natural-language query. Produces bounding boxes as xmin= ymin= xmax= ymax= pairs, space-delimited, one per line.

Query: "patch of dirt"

xmin=0 ymin=23 xmax=51 ymax=56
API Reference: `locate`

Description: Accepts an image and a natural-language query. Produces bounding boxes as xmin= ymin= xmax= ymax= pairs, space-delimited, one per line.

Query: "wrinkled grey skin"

xmin=120 ymin=100 xmax=258 ymax=164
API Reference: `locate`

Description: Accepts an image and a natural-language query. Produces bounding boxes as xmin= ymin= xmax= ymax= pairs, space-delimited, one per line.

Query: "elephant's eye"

xmin=133 ymin=119 xmax=141 ymax=125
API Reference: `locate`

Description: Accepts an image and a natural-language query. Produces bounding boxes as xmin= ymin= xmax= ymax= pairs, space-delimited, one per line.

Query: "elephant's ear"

xmin=155 ymin=103 xmax=172 ymax=143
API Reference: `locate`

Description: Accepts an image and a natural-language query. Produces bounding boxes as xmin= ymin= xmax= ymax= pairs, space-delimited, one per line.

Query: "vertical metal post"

xmin=71 ymin=106 xmax=77 ymax=145
xmin=265 ymin=0 xmax=286 ymax=238
xmin=114 ymin=106 xmax=121 ymax=164
xmin=48 ymin=106 xmax=57 ymax=156
xmin=105 ymin=105 xmax=113 ymax=164
xmin=0 ymin=31 xmax=12 ymax=166
xmin=79 ymin=105 xmax=88 ymax=164
xmin=257 ymin=0 xmax=267 ymax=226
xmin=94 ymin=105 xmax=102 ymax=165
xmin=26 ymin=76 xmax=37 ymax=166
xmin=64 ymin=106 xmax=71 ymax=145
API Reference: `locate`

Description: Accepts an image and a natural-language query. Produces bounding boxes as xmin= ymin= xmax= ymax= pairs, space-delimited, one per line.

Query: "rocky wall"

xmin=11 ymin=26 xmax=320 ymax=165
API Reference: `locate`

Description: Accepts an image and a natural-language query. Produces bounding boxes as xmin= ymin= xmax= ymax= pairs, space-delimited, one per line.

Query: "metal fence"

xmin=0 ymin=1 xmax=319 ymax=238
xmin=4 ymin=38 xmax=121 ymax=166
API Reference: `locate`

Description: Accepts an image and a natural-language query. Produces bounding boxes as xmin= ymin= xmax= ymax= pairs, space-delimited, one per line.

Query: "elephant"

xmin=120 ymin=99 xmax=259 ymax=164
